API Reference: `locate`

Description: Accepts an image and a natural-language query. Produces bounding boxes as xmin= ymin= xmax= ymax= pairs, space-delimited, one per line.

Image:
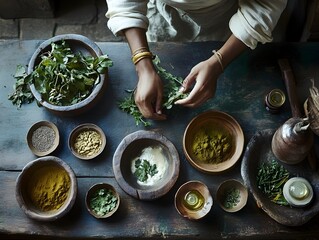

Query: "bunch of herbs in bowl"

xmin=8 ymin=34 xmax=113 ymax=116
xmin=85 ymin=183 xmax=120 ymax=219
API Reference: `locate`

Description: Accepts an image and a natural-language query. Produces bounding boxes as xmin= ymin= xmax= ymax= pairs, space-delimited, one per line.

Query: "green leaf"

xmin=8 ymin=65 xmax=34 ymax=107
xmin=133 ymin=159 xmax=158 ymax=182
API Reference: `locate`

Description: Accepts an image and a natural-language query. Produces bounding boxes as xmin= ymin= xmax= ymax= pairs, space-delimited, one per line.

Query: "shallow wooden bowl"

xmin=183 ymin=110 xmax=244 ymax=174
xmin=241 ymin=129 xmax=319 ymax=226
xmin=15 ymin=156 xmax=77 ymax=221
xmin=113 ymin=130 xmax=180 ymax=200
xmin=27 ymin=34 xmax=107 ymax=116
xmin=85 ymin=183 xmax=120 ymax=219
xmin=68 ymin=123 xmax=106 ymax=160
xmin=26 ymin=120 xmax=60 ymax=157
xmin=216 ymin=179 xmax=248 ymax=213
xmin=174 ymin=180 xmax=213 ymax=220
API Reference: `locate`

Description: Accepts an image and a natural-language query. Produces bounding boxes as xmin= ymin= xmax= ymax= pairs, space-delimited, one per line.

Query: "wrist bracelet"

xmin=132 ymin=51 xmax=153 ymax=65
xmin=132 ymin=47 xmax=149 ymax=56
xmin=212 ymin=50 xmax=224 ymax=72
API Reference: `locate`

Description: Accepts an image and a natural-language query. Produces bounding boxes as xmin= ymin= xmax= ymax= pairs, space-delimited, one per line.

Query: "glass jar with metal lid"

xmin=265 ymin=89 xmax=286 ymax=113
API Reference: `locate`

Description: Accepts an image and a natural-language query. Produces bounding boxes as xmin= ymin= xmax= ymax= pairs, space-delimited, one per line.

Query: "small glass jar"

xmin=265 ymin=89 xmax=286 ymax=113
xmin=183 ymin=190 xmax=205 ymax=211
xmin=283 ymin=177 xmax=313 ymax=207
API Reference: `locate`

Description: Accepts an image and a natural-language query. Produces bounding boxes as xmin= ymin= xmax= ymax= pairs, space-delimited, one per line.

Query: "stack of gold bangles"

xmin=131 ymin=47 xmax=153 ymax=65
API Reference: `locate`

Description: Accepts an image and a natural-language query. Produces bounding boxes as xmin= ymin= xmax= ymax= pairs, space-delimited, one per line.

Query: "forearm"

xmin=123 ymin=27 xmax=154 ymax=73
xmin=122 ymin=28 xmax=165 ymax=119
xmin=123 ymin=28 xmax=149 ymax=54
xmin=208 ymin=34 xmax=247 ymax=70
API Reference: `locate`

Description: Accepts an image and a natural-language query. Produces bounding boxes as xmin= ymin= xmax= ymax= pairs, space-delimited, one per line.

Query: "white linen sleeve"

xmin=105 ymin=0 xmax=149 ymax=36
xmin=229 ymin=0 xmax=288 ymax=49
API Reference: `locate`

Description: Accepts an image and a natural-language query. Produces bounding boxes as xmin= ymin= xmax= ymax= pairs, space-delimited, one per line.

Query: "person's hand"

xmin=175 ymin=57 xmax=223 ymax=107
xmin=134 ymin=59 xmax=166 ymax=120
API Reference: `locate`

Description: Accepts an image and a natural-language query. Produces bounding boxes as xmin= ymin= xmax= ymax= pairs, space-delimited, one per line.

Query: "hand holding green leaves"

xmin=118 ymin=56 xmax=188 ymax=126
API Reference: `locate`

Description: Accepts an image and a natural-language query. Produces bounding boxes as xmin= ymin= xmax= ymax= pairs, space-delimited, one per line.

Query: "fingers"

xmin=175 ymin=66 xmax=217 ymax=107
xmin=155 ymin=89 xmax=164 ymax=115
xmin=175 ymin=82 xmax=210 ymax=107
xmin=135 ymin=95 xmax=166 ymax=121
xmin=180 ymin=70 xmax=196 ymax=92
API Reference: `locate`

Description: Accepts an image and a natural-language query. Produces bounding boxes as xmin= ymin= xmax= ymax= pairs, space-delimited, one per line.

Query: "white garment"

xmin=105 ymin=0 xmax=287 ymax=49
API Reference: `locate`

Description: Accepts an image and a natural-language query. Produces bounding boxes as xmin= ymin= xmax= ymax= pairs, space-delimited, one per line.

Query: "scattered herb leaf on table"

xmin=8 ymin=65 xmax=34 ymax=107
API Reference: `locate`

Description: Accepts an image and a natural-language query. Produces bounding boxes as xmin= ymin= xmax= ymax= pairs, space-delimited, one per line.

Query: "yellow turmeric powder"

xmin=192 ymin=127 xmax=233 ymax=164
xmin=27 ymin=166 xmax=70 ymax=211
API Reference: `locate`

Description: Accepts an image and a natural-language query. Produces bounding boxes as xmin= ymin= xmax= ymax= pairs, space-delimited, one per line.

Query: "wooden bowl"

xmin=15 ymin=156 xmax=77 ymax=221
xmin=174 ymin=180 xmax=213 ymax=220
xmin=26 ymin=120 xmax=60 ymax=157
xmin=216 ymin=179 xmax=248 ymax=213
xmin=85 ymin=183 xmax=120 ymax=219
xmin=68 ymin=123 xmax=106 ymax=160
xmin=27 ymin=34 xmax=108 ymax=116
xmin=241 ymin=129 xmax=319 ymax=226
xmin=113 ymin=130 xmax=180 ymax=200
xmin=183 ymin=110 xmax=244 ymax=174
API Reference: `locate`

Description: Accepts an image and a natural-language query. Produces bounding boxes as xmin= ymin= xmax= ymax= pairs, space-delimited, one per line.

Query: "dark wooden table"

xmin=1 ymin=40 xmax=319 ymax=240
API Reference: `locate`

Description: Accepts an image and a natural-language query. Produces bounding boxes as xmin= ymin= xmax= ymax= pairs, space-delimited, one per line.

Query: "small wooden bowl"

xmin=216 ymin=179 xmax=248 ymax=213
xmin=174 ymin=180 xmax=213 ymax=220
xmin=27 ymin=34 xmax=108 ymax=116
xmin=183 ymin=110 xmax=244 ymax=174
xmin=85 ymin=183 xmax=120 ymax=219
xmin=26 ymin=120 xmax=60 ymax=157
xmin=15 ymin=156 xmax=77 ymax=221
xmin=68 ymin=123 xmax=106 ymax=160
xmin=113 ymin=130 xmax=180 ymax=200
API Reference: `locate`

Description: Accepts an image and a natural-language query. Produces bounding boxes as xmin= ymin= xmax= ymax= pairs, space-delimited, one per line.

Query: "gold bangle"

xmin=132 ymin=47 xmax=149 ymax=56
xmin=212 ymin=50 xmax=224 ymax=72
xmin=132 ymin=51 xmax=153 ymax=65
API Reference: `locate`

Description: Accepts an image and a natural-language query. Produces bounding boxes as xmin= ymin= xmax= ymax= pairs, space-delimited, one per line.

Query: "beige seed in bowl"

xmin=69 ymin=123 xmax=106 ymax=160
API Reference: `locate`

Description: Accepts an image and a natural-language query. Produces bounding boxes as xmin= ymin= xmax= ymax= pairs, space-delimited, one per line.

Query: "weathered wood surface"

xmin=0 ymin=40 xmax=319 ymax=239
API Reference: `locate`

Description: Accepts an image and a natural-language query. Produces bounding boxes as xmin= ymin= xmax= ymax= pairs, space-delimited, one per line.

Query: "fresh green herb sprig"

xmin=257 ymin=159 xmax=290 ymax=206
xmin=134 ymin=159 xmax=158 ymax=182
xmin=8 ymin=65 xmax=34 ymax=107
xmin=118 ymin=89 xmax=151 ymax=127
xmin=8 ymin=41 xmax=113 ymax=107
xmin=118 ymin=56 xmax=188 ymax=126
xmin=223 ymin=188 xmax=240 ymax=209
xmin=89 ymin=188 xmax=118 ymax=216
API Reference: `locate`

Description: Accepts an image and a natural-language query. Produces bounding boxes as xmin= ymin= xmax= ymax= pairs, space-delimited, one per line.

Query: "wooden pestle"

xmin=278 ymin=58 xmax=317 ymax=170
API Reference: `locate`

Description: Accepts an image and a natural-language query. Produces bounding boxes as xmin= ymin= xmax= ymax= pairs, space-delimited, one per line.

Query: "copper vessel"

xmin=272 ymin=117 xmax=313 ymax=164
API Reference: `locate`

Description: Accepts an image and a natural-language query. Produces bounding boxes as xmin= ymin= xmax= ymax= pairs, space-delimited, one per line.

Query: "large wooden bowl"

xmin=241 ymin=129 xmax=319 ymax=226
xmin=183 ymin=110 xmax=244 ymax=174
xmin=113 ymin=130 xmax=180 ymax=200
xmin=27 ymin=34 xmax=107 ymax=116
xmin=15 ymin=156 xmax=77 ymax=221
